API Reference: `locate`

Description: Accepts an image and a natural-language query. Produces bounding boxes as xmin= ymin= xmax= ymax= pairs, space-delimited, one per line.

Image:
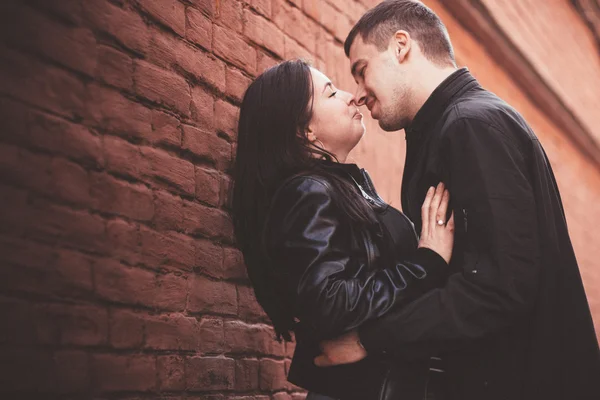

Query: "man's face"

xmin=349 ymin=35 xmax=412 ymax=132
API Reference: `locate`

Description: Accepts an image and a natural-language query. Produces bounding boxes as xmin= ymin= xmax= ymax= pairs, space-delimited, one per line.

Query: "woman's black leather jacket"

xmin=261 ymin=162 xmax=449 ymax=399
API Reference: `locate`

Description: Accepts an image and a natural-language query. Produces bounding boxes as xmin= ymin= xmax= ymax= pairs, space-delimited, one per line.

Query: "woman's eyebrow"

xmin=322 ymin=81 xmax=333 ymax=94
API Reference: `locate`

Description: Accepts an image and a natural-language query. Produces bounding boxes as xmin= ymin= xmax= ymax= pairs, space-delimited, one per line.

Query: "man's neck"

xmin=409 ymin=66 xmax=458 ymax=123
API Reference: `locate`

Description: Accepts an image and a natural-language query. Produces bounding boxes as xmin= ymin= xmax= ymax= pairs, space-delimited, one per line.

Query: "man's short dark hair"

xmin=344 ymin=0 xmax=455 ymax=66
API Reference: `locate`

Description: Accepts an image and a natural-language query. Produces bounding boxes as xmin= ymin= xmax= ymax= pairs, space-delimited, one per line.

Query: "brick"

xmin=28 ymin=201 xmax=106 ymax=253
xmin=28 ymin=111 xmax=103 ymax=168
xmin=214 ymin=25 xmax=257 ymax=75
xmin=224 ymin=321 xmax=284 ymax=356
xmin=259 ymin=359 xmax=287 ymax=391
xmin=95 ymin=45 xmax=134 ymax=90
xmin=199 ymin=317 xmax=226 ymax=353
xmin=54 ymin=350 xmax=90 ymax=393
xmin=0 ymin=184 xmax=29 ymax=237
xmin=145 ymin=314 xmax=199 ymax=351
xmin=257 ymin=50 xmax=279 ymax=74
xmin=182 ymin=125 xmax=231 ymax=171
xmin=106 ymin=219 xmax=141 ymax=265
xmin=95 ymin=259 xmax=188 ymax=311
xmin=3 ymin=4 xmax=98 ymax=76
xmin=215 ymin=99 xmax=239 ymax=142
xmin=238 ymin=285 xmax=268 ymax=322
xmin=194 ymin=239 xmax=223 ymax=279
xmin=36 ymin=304 xmax=108 ymax=346
xmin=0 ymin=296 xmax=35 ymax=345
xmin=222 ymin=247 xmax=248 ymax=280
xmin=92 ymin=354 xmax=156 ymax=392
xmin=272 ymin=2 xmax=316 ymax=53
xmin=195 ymin=167 xmax=220 ymax=207
xmin=153 ymin=190 xmax=184 ymax=231
xmin=153 ymin=272 xmax=190 ymax=311
xmin=0 ymin=346 xmax=55 ymax=392
xmin=90 ymin=172 xmax=154 ymax=221
xmin=140 ymin=147 xmax=195 ymax=195
xmin=186 ymin=356 xmax=235 ymax=390
xmin=139 ymin=0 xmax=186 ymax=36
xmin=220 ymin=174 xmax=233 ymax=210
xmin=134 ymin=60 xmax=191 ymax=116
xmin=51 ymin=158 xmax=91 ymax=205
xmin=190 ymin=0 xmax=216 ymax=17
xmin=149 ymin=29 xmax=226 ymax=91
xmin=0 ymin=240 xmax=93 ymax=301
xmin=243 ymin=10 xmax=285 ymax=58
xmin=214 ymin=0 xmax=243 ymax=33
xmin=158 ymin=355 xmax=185 ymax=390
xmin=150 ymin=110 xmax=182 ymax=147
xmin=186 ymin=7 xmax=212 ymax=50
xmin=140 ymin=226 xmax=196 ymax=271
xmin=94 ymin=260 xmax=155 ymax=304
xmin=83 ymin=0 xmax=150 ymax=54
xmin=190 ymin=85 xmax=214 ymax=129
xmin=183 ymin=200 xmax=234 ymax=240
xmin=103 ymin=135 xmax=143 ymax=180
xmin=249 ymin=0 xmax=271 ymax=18
xmin=188 ymin=275 xmax=237 ymax=315
xmin=28 ymin=0 xmax=84 ymax=25
xmin=0 ymin=97 xmax=28 ymax=146
xmin=284 ymin=36 xmax=313 ymax=61
xmin=0 ymin=46 xmax=86 ymax=119
xmin=0 ymin=144 xmax=51 ymax=196
xmin=85 ymin=84 xmax=152 ymax=139
xmin=110 ymin=309 xmax=145 ymax=349
xmin=235 ymin=358 xmax=259 ymax=391
xmin=225 ymin=68 xmax=252 ymax=102
xmin=285 ymin=341 xmax=296 ymax=359
xmin=52 ymin=248 xmax=94 ymax=296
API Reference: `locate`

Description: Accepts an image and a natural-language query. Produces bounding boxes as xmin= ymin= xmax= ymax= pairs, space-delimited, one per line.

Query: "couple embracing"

xmin=231 ymin=1 xmax=600 ymax=399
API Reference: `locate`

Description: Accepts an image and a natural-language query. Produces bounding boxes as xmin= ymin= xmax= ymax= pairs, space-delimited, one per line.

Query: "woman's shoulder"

xmin=275 ymin=173 xmax=336 ymax=198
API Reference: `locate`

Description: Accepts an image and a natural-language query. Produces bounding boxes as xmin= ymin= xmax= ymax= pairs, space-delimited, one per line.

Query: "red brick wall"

xmin=0 ymin=0 xmax=598 ymax=398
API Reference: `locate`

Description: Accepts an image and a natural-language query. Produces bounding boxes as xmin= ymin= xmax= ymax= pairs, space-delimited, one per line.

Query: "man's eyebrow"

xmin=351 ymin=60 xmax=366 ymax=77
xmin=322 ymin=81 xmax=333 ymax=93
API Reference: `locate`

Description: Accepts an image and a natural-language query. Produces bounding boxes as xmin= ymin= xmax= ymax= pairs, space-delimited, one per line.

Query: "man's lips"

xmin=366 ymin=99 xmax=375 ymax=112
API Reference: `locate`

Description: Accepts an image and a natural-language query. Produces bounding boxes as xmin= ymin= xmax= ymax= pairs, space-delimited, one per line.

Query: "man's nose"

xmin=354 ymin=85 xmax=367 ymax=106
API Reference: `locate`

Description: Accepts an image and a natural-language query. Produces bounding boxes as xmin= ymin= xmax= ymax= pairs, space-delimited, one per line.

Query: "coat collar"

xmin=406 ymin=67 xmax=479 ymax=141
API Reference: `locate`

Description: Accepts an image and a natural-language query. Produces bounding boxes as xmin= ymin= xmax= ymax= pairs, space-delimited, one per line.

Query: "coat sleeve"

xmin=265 ymin=176 xmax=448 ymax=340
xmin=358 ymin=117 xmax=541 ymax=356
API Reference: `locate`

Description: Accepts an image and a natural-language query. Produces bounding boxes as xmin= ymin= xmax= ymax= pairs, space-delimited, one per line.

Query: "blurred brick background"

xmin=0 ymin=0 xmax=598 ymax=398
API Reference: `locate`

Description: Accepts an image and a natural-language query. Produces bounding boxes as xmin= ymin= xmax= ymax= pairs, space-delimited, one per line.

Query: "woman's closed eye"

xmin=329 ymin=91 xmax=338 ymax=98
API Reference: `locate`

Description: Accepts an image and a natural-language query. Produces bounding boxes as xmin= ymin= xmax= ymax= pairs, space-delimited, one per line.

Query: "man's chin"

xmin=378 ymin=119 xmax=402 ymax=132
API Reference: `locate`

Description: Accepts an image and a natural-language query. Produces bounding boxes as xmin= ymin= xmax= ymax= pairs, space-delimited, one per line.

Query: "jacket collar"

xmin=406 ymin=67 xmax=478 ymax=140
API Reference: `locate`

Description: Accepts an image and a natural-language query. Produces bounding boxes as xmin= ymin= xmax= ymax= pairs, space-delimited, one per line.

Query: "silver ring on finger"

xmin=437 ymin=219 xmax=445 ymax=226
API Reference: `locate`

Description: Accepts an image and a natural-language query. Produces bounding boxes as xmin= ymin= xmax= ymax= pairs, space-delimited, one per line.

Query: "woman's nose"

xmin=343 ymin=90 xmax=357 ymax=106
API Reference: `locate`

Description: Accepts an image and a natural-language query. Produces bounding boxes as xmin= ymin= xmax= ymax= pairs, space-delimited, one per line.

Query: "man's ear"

xmin=392 ymin=30 xmax=411 ymax=63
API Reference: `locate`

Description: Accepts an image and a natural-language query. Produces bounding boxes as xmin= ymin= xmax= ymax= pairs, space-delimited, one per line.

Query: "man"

xmin=314 ymin=1 xmax=600 ymax=399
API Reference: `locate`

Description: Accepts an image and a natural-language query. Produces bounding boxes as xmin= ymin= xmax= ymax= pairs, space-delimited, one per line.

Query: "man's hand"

xmin=314 ymin=330 xmax=368 ymax=367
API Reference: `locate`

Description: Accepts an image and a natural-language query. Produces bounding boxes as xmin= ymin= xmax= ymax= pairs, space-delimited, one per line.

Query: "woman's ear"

xmin=306 ymin=127 xmax=317 ymax=142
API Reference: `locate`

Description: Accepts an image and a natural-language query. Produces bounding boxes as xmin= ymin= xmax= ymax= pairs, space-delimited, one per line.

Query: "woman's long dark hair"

xmin=232 ymin=60 xmax=376 ymax=341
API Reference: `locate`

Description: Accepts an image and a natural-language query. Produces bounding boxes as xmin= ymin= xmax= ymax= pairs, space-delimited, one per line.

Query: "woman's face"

xmin=307 ymin=68 xmax=365 ymax=162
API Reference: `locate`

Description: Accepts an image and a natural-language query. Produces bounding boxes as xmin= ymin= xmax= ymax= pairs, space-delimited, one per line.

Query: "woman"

xmin=232 ymin=60 xmax=454 ymax=400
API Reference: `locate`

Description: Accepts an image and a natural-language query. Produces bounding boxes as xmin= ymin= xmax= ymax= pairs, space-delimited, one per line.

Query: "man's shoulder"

xmin=446 ymin=89 xmax=518 ymax=125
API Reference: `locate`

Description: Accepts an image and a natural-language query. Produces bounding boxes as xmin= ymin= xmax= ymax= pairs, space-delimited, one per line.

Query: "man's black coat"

xmin=359 ymin=68 xmax=600 ymax=400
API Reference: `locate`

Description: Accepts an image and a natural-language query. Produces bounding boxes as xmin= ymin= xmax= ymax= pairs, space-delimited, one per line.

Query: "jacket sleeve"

xmin=265 ymin=176 xmax=448 ymax=340
xmin=358 ymin=117 xmax=541 ymax=356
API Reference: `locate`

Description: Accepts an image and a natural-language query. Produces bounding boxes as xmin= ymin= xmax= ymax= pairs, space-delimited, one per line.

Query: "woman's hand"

xmin=418 ymin=182 xmax=454 ymax=265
